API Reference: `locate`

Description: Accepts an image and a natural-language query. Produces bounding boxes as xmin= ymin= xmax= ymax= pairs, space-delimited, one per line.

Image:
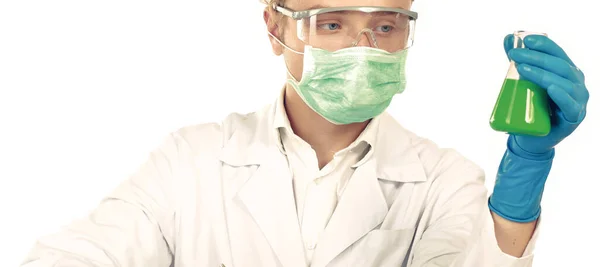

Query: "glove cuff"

xmin=489 ymin=137 xmax=554 ymax=222
xmin=488 ymin=197 xmax=541 ymax=223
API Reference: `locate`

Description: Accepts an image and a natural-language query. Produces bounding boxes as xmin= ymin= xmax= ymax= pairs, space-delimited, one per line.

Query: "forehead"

xmin=288 ymin=0 xmax=412 ymax=10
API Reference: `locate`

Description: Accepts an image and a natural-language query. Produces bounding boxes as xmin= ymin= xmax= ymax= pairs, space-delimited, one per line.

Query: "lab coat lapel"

xmin=236 ymin=148 xmax=307 ymax=267
xmin=310 ymin=158 xmax=388 ymax=267
xmin=220 ymin=104 xmax=307 ymax=267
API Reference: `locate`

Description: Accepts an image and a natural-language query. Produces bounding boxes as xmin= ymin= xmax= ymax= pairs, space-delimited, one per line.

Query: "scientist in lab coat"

xmin=21 ymin=0 xmax=590 ymax=266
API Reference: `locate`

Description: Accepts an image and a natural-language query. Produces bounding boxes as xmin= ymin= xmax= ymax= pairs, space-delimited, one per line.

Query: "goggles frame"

xmin=274 ymin=5 xmax=418 ymax=21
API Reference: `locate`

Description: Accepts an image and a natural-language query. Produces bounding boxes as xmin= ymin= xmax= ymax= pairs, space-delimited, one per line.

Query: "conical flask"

xmin=489 ymin=31 xmax=551 ymax=136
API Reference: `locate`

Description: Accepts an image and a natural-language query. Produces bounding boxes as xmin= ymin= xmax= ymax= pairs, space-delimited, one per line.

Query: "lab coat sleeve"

xmin=409 ymin=153 xmax=540 ymax=267
xmin=19 ymin=132 xmax=184 ymax=267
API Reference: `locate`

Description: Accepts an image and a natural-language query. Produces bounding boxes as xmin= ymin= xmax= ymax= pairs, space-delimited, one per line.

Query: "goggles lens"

xmin=296 ymin=10 xmax=416 ymax=52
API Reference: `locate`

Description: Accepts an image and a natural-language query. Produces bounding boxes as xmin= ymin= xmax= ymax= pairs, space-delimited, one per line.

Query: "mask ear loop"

xmin=267 ymin=31 xmax=304 ymax=55
xmin=266 ymin=30 xmax=304 ymax=83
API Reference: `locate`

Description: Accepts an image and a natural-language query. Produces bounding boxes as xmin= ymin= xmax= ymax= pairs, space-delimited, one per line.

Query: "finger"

xmin=572 ymin=66 xmax=586 ymax=84
xmin=523 ymin=35 xmax=577 ymax=68
xmin=508 ymin=48 xmax=581 ymax=83
xmin=504 ymin=34 xmax=514 ymax=61
xmin=517 ymin=63 xmax=590 ymax=105
xmin=547 ymin=84 xmax=584 ymax=123
xmin=578 ymin=83 xmax=590 ymax=104
xmin=570 ymin=83 xmax=591 ymax=107
xmin=516 ymin=64 xmax=576 ymax=97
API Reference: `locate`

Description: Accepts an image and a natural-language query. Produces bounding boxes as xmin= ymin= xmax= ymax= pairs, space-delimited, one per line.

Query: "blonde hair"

xmin=265 ymin=0 xmax=288 ymax=37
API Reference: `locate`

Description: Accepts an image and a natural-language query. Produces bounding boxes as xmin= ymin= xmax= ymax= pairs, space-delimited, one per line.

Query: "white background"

xmin=0 ymin=0 xmax=597 ymax=266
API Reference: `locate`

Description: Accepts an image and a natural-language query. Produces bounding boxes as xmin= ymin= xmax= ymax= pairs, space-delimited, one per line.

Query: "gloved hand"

xmin=489 ymin=33 xmax=590 ymax=223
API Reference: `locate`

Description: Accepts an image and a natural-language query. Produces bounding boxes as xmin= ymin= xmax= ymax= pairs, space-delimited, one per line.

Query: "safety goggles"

xmin=271 ymin=5 xmax=418 ymax=52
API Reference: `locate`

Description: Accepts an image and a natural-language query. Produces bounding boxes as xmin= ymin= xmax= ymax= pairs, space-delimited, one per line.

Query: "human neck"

xmin=283 ymin=86 xmax=369 ymax=168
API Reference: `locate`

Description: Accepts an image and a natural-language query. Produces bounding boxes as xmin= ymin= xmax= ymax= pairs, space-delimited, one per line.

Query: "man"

xmin=21 ymin=0 xmax=589 ymax=266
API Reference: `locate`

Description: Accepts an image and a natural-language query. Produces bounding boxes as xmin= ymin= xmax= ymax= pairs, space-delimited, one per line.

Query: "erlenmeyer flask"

xmin=489 ymin=31 xmax=551 ymax=136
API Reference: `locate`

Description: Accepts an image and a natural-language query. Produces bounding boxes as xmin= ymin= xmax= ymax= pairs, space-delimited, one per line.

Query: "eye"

xmin=375 ymin=25 xmax=394 ymax=33
xmin=319 ymin=23 xmax=341 ymax=31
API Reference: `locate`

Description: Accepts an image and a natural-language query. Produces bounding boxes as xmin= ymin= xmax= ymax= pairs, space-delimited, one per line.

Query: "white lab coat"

xmin=20 ymin=100 xmax=540 ymax=267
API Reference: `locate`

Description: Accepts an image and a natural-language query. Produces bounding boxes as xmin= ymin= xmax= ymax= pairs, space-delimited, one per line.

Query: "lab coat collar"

xmin=272 ymin=87 xmax=379 ymax=156
xmin=268 ymin=86 xmax=425 ymax=183
xmin=272 ymin=85 xmax=288 ymax=154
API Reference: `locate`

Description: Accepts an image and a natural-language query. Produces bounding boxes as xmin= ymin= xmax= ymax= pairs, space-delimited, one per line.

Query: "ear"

xmin=264 ymin=9 xmax=284 ymax=56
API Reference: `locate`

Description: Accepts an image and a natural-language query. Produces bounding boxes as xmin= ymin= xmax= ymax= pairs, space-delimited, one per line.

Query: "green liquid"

xmin=489 ymin=78 xmax=551 ymax=136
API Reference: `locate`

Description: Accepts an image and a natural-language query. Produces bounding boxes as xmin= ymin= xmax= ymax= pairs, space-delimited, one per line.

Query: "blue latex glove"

xmin=489 ymin=34 xmax=590 ymax=223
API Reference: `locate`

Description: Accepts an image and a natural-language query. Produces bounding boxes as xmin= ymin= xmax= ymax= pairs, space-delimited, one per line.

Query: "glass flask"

xmin=489 ymin=31 xmax=551 ymax=136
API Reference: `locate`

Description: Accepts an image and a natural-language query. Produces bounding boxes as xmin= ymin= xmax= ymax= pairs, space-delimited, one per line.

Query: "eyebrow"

xmin=305 ymin=4 xmax=329 ymax=10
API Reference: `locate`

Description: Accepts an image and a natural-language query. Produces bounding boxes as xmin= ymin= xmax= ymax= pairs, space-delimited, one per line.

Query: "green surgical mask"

xmin=287 ymin=45 xmax=409 ymax=125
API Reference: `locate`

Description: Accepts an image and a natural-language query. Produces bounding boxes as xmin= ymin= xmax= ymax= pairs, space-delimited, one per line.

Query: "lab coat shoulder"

xmin=170 ymin=120 xmax=223 ymax=158
xmin=416 ymin=136 xmax=487 ymax=203
xmin=175 ymin=110 xmax=258 ymax=145
xmin=169 ymin=105 xmax=267 ymax=164
xmin=397 ymin=124 xmax=489 ymax=232
xmin=414 ymin=136 xmax=484 ymax=181
xmin=379 ymin=113 xmax=486 ymax=187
